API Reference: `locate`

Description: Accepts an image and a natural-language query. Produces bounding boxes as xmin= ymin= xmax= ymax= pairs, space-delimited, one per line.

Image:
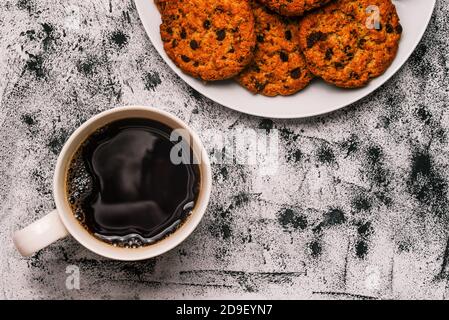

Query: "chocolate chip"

xmin=386 ymin=23 xmax=394 ymax=33
xmin=350 ymin=71 xmax=360 ymax=80
xmin=203 ymin=20 xmax=211 ymax=29
xmin=306 ymin=31 xmax=327 ymax=48
xmin=325 ymin=48 xmax=333 ymax=60
xmin=334 ymin=62 xmax=343 ymax=69
xmin=216 ymin=29 xmax=226 ymax=41
xmin=257 ymin=34 xmax=264 ymax=43
xmin=181 ymin=55 xmax=190 ymax=63
xmin=344 ymin=45 xmax=353 ymax=58
xmin=358 ymin=38 xmax=366 ymax=48
xmin=255 ymin=81 xmax=266 ymax=92
xmin=180 ymin=28 xmax=187 ymax=39
xmin=190 ymin=40 xmax=199 ymax=50
xmin=285 ymin=30 xmax=292 ymax=41
xmin=280 ymin=51 xmax=289 ymax=62
xmin=395 ymin=24 xmax=403 ymax=34
xmin=290 ymin=68 xmax=301 ymax=79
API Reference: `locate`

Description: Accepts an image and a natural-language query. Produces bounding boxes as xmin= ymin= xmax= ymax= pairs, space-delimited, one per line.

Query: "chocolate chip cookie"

xmin=160 ymin=0 xmax=256 ymax=81
xmin=257 ymin=0 xmax=334 ymax=17
xmin=238 ymin=2 xmax=313 ymax=96
xmin=298 ymin=0 xmax=402 ymax=88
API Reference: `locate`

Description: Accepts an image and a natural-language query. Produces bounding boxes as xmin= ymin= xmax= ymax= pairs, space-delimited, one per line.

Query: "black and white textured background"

xmin=0 ymin=0 xmax=448 ymax=300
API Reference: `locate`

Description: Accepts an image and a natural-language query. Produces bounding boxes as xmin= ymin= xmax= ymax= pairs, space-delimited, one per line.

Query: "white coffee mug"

xmin=13 ymin=106 xmax=212 ymax=261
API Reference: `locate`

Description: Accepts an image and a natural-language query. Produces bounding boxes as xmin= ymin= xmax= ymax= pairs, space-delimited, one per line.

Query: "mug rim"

xmin=53 ymin=106 xmax=212 ymax=261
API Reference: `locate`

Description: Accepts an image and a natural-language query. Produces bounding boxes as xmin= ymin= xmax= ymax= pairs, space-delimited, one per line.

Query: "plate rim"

xmin=135 ymin=0 xmax=436 ymax=119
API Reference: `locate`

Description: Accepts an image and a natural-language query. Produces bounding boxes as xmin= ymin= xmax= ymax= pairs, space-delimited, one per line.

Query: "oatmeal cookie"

xmin=238 ymin=2 xmax=313 ymax=96
xmin=160 ymin=0 xmax=256 ymax=81
xmin=298 ymin=0 xmax=402 ymax=88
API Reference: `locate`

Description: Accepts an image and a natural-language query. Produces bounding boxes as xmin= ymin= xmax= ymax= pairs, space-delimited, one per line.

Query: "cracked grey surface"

xmin=1 ymin=0 xmax=449 ymax=300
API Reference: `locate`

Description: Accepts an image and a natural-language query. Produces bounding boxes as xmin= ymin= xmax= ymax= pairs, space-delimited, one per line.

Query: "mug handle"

xmin=13 ymin=210 xmax=69 ymax=257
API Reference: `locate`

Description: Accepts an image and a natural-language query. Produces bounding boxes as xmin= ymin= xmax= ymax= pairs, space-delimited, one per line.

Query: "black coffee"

xmin=66 ymin=118 xmax=201 ymax=248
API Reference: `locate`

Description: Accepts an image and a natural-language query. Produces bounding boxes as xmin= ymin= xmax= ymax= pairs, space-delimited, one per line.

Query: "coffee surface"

xmin=66 ymin=118 xmax=200 ymax=247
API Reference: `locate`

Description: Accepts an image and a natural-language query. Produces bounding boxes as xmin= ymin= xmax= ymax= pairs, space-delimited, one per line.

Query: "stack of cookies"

xmin=157 ymin=0 xmax=402 ymax=97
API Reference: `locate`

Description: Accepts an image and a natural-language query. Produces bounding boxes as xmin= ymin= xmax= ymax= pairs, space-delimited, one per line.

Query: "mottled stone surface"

xmin=0 ymin=0 xmax=448 ymax=300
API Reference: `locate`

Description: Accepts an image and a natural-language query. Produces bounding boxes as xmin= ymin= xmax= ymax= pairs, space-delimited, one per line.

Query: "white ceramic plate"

xmin=135 ymin=0 xmax=436 ymax=119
